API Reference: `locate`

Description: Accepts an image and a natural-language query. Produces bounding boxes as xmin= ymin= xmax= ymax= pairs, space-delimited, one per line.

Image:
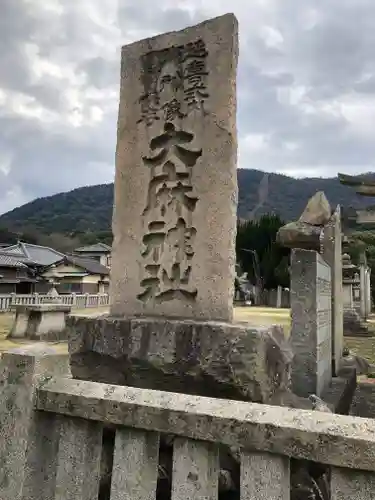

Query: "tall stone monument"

xmin=322 ymin=205 xmax=343 ymax=375
xmin=110 ymin=14 xmax=238 ymax=322
xmin=67 ymin=14 xmax=295 ymax=408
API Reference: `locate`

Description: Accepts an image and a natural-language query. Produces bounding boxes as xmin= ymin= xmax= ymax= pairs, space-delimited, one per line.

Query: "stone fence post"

xmin=0 ymin=345 xmax=70 ymax=499
xmin=290 ymin=249 xmax=332 ymax=398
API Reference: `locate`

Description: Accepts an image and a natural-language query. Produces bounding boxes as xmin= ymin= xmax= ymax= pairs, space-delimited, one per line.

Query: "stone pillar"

xmin=322 ymin=205 xmax=343 ymax=375
xmin=342 ymin=282 xmax=353 ymax=310
xmin=359 ymin=264 xmax=367 ymax=319
xmin=276 ymin=285 xmax=282 ymax=308
xmin=0 ymin=345 xmax=70 ymax=500
xmin=110 ymin=14 xmax=239 ymax=322
xmin=290 ymin=249 xmax=332 ymax=397
xmin=367 ymin=268 xmax=372 ymax=316
xmin=353 ymin=272 xmax=361 ymax=315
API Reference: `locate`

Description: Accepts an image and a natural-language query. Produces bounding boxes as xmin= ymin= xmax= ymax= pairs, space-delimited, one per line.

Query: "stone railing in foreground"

xmin=1 ymin=346 xmax=375 ymax=500
xmin=0 ymin=292 xmax=109 ymax=311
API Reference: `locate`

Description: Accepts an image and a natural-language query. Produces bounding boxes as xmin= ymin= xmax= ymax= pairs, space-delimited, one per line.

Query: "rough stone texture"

xmin=9 ymin=304 xmax=71 ymax=340
xmin=299 ymin=191 xmax=331 ymax=226
xmin=240 ymin=451 xmax=290 ymax=499
xmin=110 ymin=14 xmax=238 ymax=322
xmin=322 ymin=205 xmax=343 ymax=376
xmin=67 ymin=315 xmax=292 ymax=404
xmin=331 ymin=466 xmax=375 ymax=500
xmin=37 ymin=376 xmax=375 ymax=472
xmin=53 ymin=417 xmax=102 ymax=500
xmin=351 ymin=381 xmax=375 ymax=418
xmin=276 ymin=191 xmax=333 ymax=252
xmin=110 ymin=428 xmax=160 ymax=500
xmin=0 ymin=345 xmax=70 ymax=500
xmin=172 ymin=438 xmax=219 ymax=500
xmin=276 ymin=220 xmax=322 ymax=250
xmin=22 ymin=412 xmax=64 ymax=500
xmin=321 ymin=370 xmax=357 ymax=415
xmin=290 ymin=249 xmax=332 ymax=398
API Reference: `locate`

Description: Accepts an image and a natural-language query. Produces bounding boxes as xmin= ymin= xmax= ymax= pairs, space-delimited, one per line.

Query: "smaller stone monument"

xmin=342 ymin=253 xmax=373 ymax=337
xmin=290 ymin=249 xmax=332 ymax=397
xmin=9 ymin=303 xmax=71 ymax=341
xmin=9 ymin=286 xmax=70 ymax=341
xmin=277 ymin=192 xmax=335 ymax=396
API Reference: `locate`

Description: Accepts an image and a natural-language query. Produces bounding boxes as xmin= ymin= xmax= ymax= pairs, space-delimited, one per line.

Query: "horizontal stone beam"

xmin=37 ymin=377 xmax=375 ymax=472
xmin=338 ymin=172 xmax=375 ymax=187
xmin=355 ymin=185 xmax=375 ymax=196
xmin=356 ymin=210 xmax=375 ymax=224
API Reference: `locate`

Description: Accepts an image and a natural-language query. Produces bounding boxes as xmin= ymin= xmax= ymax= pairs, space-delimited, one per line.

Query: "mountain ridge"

xmin=0 ymin=169 xmax=373 ymax=239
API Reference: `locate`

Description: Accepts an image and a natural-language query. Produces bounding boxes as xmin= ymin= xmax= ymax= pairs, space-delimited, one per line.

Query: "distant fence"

xmin=0 ymin=293 xmax=109 ymax=312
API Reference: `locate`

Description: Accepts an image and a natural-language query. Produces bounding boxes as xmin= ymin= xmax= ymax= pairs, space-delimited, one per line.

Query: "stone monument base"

xmin=9 ymin=304 xmax=72 ymax=341
xmin=66 ymin=315 xmax=295 ymax=404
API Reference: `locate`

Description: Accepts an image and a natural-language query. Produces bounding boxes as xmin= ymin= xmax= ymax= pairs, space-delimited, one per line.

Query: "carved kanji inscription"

xmin=138 ymin=122 xmax=202 ymax=303
xmin=137 ymin=39 xmax=209 ymax=126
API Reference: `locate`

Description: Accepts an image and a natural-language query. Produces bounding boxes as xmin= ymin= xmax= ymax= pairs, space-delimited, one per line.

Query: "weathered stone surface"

xmin=37 ymin=376 xmax=375 ymax=472
xmin=299 ymin=191 xmax=331 ymax=226
xmin=290 ymin=249 xmax=332 ymax=398
xmin=0 ymin=345 xmax=70 ymax=500
xmin=241 ymin=451 xmax=290 ymax=499
xmin=308 ymin=394 xmax=332 ymax=413
xmin=331 ymin=466 xmax=375 ymax=500
xmin=351 ymin=381 xmax=375 ymax=418
xmin=111 ymin=14 xmax=238 ymax=322
xmin=67 ymin=315 xmax=292 ymax=404
xmin=53 ymin=417 xmax=102 ymax=500
xmin=322 ymin=371 xmax=357 ymax=415
xmin=276 ymin=221 xmax=322 ymax=250
xmin=322 ymin=205 xmax=344 ymax=375
xmin=9 ymin=304 xmax=71 ymax=340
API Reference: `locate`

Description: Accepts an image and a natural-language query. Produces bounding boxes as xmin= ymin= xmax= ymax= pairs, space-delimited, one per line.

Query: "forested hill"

xmin=0 ymin=169 xmax=373 ymax=248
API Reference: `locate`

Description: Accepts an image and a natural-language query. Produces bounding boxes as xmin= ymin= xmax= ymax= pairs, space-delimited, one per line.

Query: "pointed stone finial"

xmin=299 ymin=191 xmax=331 ymax=226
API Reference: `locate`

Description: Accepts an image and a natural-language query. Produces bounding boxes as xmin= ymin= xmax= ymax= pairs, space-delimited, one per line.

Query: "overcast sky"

xmin=1 ymin=0 xmax=374 ymax=214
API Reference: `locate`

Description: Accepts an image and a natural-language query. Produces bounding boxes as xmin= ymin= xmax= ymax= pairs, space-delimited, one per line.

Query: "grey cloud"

xmin=1 ymin=0 xmax=375 ymax=214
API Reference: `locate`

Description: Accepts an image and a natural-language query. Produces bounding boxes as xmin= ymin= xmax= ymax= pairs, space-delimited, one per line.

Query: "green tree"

xmin=236 ymin=214 xmax=290 ymax=289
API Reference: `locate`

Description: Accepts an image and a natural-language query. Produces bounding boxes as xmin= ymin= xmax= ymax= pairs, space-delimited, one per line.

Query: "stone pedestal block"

xmin=66 ymin=315 xmax=292 ymax=404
